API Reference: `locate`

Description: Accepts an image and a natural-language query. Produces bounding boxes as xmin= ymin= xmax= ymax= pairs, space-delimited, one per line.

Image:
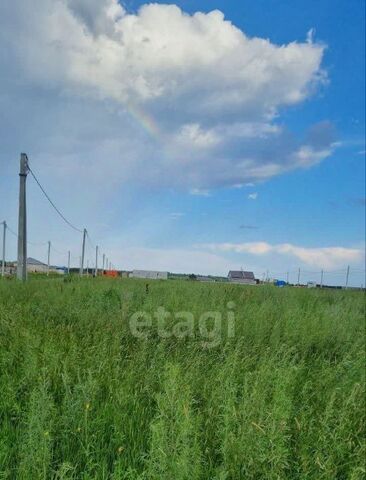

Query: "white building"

xmin=14 ymin=257 xmax=64 ymax=274
xmin=130 ymin=270 xmax=168 ymax=280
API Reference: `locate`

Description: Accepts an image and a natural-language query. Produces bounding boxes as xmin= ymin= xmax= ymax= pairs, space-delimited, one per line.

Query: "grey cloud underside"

xmin=0 ymin=0 xmax=334 ymax=190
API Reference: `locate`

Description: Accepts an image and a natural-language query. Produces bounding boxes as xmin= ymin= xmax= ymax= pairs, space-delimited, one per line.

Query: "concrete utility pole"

xmin=102 ymin=253 xmax=105 ymax=272
xmin=345 ymin=266 xmax=350 ymax=289
xmin=320 ymin=270 xmax=324 ymax=289
xmin=106 ymin=257 xmax=108 ymax=271
xmin=67 ymin=251 xmax=70 ymax=275
xmin=297 ymin=268 xmax=301 ymax=286
xmin=17 ymin=153 xmax=29 ymax=281
xmin=47 ymin=241 xmax=51 ymax=276
xmin=1 ymin=221 xmax=6 ymax=277
xmin=80 ymin=228 xmax=87 ymax=276
xmin=95 ymin=245 xmax=99 ymax=276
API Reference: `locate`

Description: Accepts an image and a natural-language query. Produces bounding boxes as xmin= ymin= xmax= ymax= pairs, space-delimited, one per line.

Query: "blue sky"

xmin=0 ymin=0 xmax=365 ymax=285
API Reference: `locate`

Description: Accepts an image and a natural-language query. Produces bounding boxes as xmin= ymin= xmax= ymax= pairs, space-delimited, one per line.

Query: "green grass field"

xmin=0 ymin=278 xmax=364 ymax=479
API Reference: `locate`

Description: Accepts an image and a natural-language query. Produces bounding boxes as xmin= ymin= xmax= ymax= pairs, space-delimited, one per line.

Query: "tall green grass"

xmin=0 ymin=278 xmax=364 ymax=479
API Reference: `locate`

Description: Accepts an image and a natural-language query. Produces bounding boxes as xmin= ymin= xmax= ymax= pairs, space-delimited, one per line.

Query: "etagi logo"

xmin=129 ymin=302 xmax=236 ymax=349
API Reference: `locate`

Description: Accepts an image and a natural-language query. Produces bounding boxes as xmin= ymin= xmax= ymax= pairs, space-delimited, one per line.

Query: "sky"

xmin=0 ymin=0 xmax=365 ymax=286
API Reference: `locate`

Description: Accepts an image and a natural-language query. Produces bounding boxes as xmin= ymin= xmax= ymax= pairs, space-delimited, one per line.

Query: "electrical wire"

xmin=86 ymin=231 xmax=95 ymax=249
xmin=51 ymin=245 xmax=69 ymax=256
xmin=6 ymin=223 xmax=47 ymax=246
xmin=28 ymin=166 xmax=83 ymax=234
xmin=6 ymin=225 xmax=17 ymax=237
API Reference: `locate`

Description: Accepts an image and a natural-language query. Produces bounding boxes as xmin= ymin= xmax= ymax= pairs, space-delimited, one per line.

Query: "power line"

xmin=28 ymin=166 xmax=83 ymax=234
xmin=27 ymin=240 xmax=48 ymax=246
xmin=6 ymin=223 xmax=47 ymax=246
xmin=51 ymin=245 xmax=69 ymax=256
xmin=6 ymin=225 xmax=17 ymax=237
xmin=86 ymin=231 xmax=95 ymax=249
xmin=8 ymin=227 xmax=46 ymax=245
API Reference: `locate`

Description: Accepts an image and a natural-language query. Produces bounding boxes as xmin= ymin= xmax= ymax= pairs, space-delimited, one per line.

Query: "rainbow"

xmin=126 ymin=102 xmax=161 ymax=139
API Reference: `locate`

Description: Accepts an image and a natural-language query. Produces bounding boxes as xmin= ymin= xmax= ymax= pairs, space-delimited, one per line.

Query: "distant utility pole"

xmin=102 ymin=253 xmax=105 ymax=272
xmin=80 ymin=228 xmax=87 ymax=276
xmin=345 ymin=266 xmax=350 ymax=289
xmin=17 ymin=153 xmax=29 ymax=281
xmin=95 ymin=245 xmax=99 ymax=276
xmin=320 ymin=270 xmax=324 ymax=289
xmin=106 ymin=257 xmax=108 ymax=271
xmin=86 ymin=260 xmax=89 ymax=276
xmin=297 ymin=268 xmax=301 ymax=286
xmin=286 ymin=272 xmax=289 ymax=284
xmin=1 ymin=221 xmax=6 ymax=277
xmin=47 ymin=241 xmax=51 ymax=276
xmin=266 ymin=270 xmax=269 ymax=282
xmin=67 ymin=251 xmax=70 ymax=275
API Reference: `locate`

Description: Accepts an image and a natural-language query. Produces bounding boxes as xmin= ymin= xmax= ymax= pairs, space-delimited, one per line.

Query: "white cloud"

xmin=10 ymin=2 xmax=325 ymax=109
xmin=200 ymin=242 xmax=364 ymax=269
xmin=0 ymin=0 xmax=333 ymax=190
xmin=176 ymin=124 xmax=221 ymax=148
xmin=189 ymin=188 xmax=211 ymax=197
xmin=248 ymin=192 xmax=258 ymax=200
xmin=306 ymin=28 xmax=316 ymax=44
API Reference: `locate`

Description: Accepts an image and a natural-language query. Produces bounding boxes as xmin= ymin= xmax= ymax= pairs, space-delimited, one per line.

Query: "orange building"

xmin=103 ymin=270 xmax=119 ymax=278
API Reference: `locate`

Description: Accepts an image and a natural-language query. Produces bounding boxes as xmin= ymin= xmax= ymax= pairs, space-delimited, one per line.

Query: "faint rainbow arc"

xmin=126 ymin=103 xmax=161 ymax=139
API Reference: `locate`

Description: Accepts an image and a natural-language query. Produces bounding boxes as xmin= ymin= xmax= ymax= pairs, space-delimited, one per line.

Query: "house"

xmin=228 ymin=270 xmax=256 ymax=285
xmin=130 ymin=270 xmax=168 ymax=280
xmin=14 ymin=257 xmax=63 ymax=274
xmin=25 ymin=257 xmax=49 ymax=274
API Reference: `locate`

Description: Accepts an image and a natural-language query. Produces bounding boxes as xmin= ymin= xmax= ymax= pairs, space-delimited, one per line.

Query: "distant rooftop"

xmin=228 ymin=270 xmax=255 ymax=280
xmin=27 ymin=257 xmax=47 ymax=266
